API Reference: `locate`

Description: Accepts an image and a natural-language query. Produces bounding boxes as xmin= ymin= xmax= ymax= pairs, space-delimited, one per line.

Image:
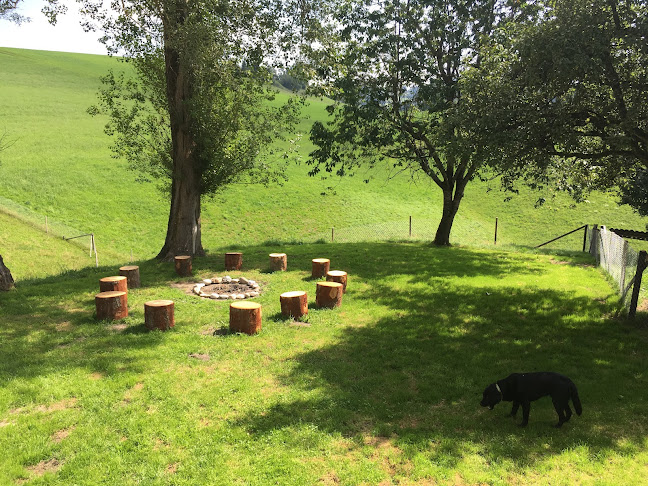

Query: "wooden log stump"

xmin=119 ymin=265 xmax=141 ymax=289
xmin=229 ymin=301 xmax=262 ymax=335
xmin=144 ymin=300 xmax=175 ymax=331
xmin=225 ymin=252 xmax=243 ymax=271
xmin=99 ymin=276 xmax=128 ymax=293
xmin=280 ymin=291 xmax=308 ymax=320
xmin=311 ymin=258 xmax=330 ymax=278
xmin=174 ymin=255 xmax=192 ymax=277
xmin=269 ymin=253 xmax=287 ymax=272
xmin=316 ymin=281 xmax=343 ymax=308
xmin=0 ymin=254 xmax=15 ymax=291
xmin=326 ymin=270 xmax=348 ymax=293
xmin=95 ymin=291 xmax=128 ymax=320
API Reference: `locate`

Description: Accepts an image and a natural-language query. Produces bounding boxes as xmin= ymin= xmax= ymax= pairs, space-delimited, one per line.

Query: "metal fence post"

xmin=582 ymin=224 xmax=588 ymax=252
xmin=409 ymin=216 xmax=412 ymax=237
xmin=629 ymin=250 xmax=648 ymax=319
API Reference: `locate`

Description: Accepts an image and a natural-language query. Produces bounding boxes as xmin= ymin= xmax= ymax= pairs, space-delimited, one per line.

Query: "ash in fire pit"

xmin=193 ymin=276 xmax=260 ymax=300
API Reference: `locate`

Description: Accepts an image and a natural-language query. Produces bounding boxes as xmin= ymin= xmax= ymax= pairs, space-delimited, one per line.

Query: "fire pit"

xmin=193 ymin=276 xmax=261 ymax=300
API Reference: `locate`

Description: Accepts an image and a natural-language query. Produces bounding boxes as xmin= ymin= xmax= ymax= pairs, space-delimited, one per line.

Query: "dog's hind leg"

xmin=564 ymin=403 xmax=573 ymax=422
xmin=519 ymin=401 xmax=531 ymax=427
xmin=509 ymin=401 xmax=520 ymax=417
xmin=552 ymin=397 xmax=567 ymax=427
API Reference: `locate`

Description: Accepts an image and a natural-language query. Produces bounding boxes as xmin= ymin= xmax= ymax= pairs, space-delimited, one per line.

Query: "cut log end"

xmin=99 ymin=276 xmax=128 ymax=293
xmin=229 ymin=301 xmax=262 ymax=335
xmin=119 ymin=265 xmax=141 ymax=289
xmin=269 ymin=253 xmax=288 ymax=272
xmin=326 ymin=270 xmax=348 ymax=293
xmin=174 ymin=255 xmax=192 ymax=277
xmin=280 ymin=290 xmax=308 ymax=320
xmin=316 ymin=281 xmax=343 ymax=308
xmin=95 ymin=291 xmax=128 ymax=320
xmin=312 ymin=258 xmax=331 ymax=278
xmin=225 ymin=252 xmax=243 ymax=271
xmin=144 ymin=299 xmax=175 ymax=331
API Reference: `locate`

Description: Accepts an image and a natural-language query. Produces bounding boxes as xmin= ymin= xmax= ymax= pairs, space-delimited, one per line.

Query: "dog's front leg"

xmin=509 ymin=401 xmax=520 ymax=417
xmin=519 ymin=401 xmax=531 ymax=427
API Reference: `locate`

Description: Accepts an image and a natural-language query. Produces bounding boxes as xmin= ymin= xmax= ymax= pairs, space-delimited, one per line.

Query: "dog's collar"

xmin=495 ymin=382 xmax=503 ymax=399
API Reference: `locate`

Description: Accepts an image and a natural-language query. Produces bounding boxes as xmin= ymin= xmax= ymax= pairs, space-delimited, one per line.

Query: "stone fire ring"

xmin=193 ymin=276 xmax=261 ymax=300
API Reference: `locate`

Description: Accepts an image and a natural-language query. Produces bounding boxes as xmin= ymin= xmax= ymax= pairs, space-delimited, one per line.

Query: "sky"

xmin=0 ymin=0 xmax=107 ymax=55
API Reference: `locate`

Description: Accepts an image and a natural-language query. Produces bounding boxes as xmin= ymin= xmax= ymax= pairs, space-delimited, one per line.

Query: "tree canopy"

xmin=460 ymin=0 xmax=648 ymax=212
xmin=307 ymin=0 xmax=532 ymax=245
xmin=85 ymin=0 xmax=305 ymax=258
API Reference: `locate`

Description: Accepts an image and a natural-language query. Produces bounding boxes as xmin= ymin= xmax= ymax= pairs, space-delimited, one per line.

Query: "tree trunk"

xmin=0 ymin=254 xmax=15 ymax=291
xmin=156 ymin=2 xmax=205 ymax=260
xmin=433 ymin=180 xmax=466 ymax=246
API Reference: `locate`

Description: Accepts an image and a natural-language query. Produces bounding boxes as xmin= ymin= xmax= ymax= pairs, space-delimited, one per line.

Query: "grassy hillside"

xmin=1 ymin=46 xmax=647 ymax=281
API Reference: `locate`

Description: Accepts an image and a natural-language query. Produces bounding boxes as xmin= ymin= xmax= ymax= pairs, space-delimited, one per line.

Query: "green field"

xmin=1 ymin=48 xmax=648 ymax=485
xmin=2 ymin=47 xmax=648 ymax=280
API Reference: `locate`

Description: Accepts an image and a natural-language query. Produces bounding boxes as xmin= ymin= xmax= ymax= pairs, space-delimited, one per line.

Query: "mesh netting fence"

xmin=590 ymin=226 xmax=642 ymax=311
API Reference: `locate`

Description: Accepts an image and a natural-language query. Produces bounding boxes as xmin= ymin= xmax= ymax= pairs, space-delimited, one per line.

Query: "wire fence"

xmin=589 ymin=225 xmax=644 ymax=313
xmin=0 ymin=196 xmax=98 ymax=264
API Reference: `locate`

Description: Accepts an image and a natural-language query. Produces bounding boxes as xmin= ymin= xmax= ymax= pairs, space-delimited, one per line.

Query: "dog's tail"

xmin=570 ymin=382 xmax=582 ymax=416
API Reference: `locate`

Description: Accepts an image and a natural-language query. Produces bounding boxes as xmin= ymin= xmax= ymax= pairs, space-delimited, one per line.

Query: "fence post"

xmin=629 ymin=250 xmax=648 ymax=319
xmin=620 ymin=240 xmax=629 ymax=291
xmin=331 ymin=227 xmax=334 ymax=243
xmin=409 ymin=216 xmax=412 ymax=238
xmin=589 ymin=224 xmax=599 ymax=260
xmin=494 ymin=217 xmax=498 ymax=245
xmin=582 ymin=225 xmax=588 ymax=252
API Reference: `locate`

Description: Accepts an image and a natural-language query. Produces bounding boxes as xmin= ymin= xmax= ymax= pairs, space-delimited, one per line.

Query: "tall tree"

xmin=0 ymin=0 xmax=66 ymax=24
xmin=307 ymin=0 xmax=529 ymax=245
xmin=460 ymin=0 xmax=648 ymax=211
xmin=86 ymin=0 xmax=304 ymax=258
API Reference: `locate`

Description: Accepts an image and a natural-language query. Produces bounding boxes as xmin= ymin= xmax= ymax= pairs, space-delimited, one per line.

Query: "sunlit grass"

xmin=1 ymin=243 xmax=648 ymax=484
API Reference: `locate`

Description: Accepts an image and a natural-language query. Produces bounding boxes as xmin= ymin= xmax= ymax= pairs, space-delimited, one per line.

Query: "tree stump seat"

xmin=316 ymin=281 xmax=343 ymax=308
xmin=95 ymin=291 xmax=128 ymax=320
xmin=326 ymin=270 xmax=348 ymax=293
xmin=119 ymin=265 xmax=141 ymax=289
xmin=99 ymin=276 xmax=128 ymax=293
xmin=280 ymin=290 xmax=308 ymax=320
xmin=229 ymin=301 xmax=262 ymax=335
xmin=175 ymin=255 xmax=192 ymax=277
xmin=225 ymin=252 xmax=243 ymax=271
xmin=144 ymin=300 xmax=175 ymax=331
xmin=311 ymin=258 xmax=330 ymax=278
xmin=269 ymin=253 xmax=287 ymax=272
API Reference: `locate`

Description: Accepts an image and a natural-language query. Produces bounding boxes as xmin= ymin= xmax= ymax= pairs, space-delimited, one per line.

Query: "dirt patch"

xmin=10 ymin=398 xmax=79 ymax=415
xmin=189 ymin=353 xmax=210 ymax=361
xmin=166 ymin=463 xmax=179 ymax=474
xmin=550 ymin=259 xmax=595 ymax=268
xmin=36 ymin=398 xmax=77 ymax=413
xmin=170 ymin=282 xmax=195 ymax=294
xmin=26 ymin=458 xmax=61 ymax=477
xmin=51 ymin=427 xmax=75 ymax=443
xmin=55 ymin=321 xmax=73 ymax=332
xmin=318 ymin=471 xmax=341 ymax=484
xmin=0 ymin=420 xmax=12 ymax=427
xmin=109 ymin=323 xmax=129 ymax=332
xmin=89 ymin=372 xmax=103 ymax=381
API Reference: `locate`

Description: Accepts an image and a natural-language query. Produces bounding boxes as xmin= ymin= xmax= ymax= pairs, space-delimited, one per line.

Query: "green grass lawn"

xmin=1 ymin=243 xmax=647 ymax=484
xmin=2 ymin=47 xmax=648 ymax=484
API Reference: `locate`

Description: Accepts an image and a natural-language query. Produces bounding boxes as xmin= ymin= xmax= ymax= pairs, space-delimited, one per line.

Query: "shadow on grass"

xmin=227 ymin=244 xmax=648 ymax=471
xmin=3 ymin=241 xmax=646 ymax=473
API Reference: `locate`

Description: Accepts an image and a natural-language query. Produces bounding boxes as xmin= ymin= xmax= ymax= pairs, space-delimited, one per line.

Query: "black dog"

xmin=480 ymin=372 xmax=582 ymax=427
